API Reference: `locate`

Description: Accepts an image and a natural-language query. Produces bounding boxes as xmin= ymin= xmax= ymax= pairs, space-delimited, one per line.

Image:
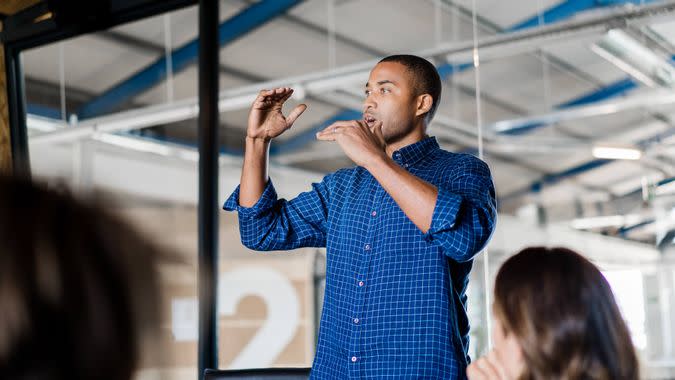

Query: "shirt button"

xmin=351 ymin=356 xmax=358 ymax=362
xmin=358 ymin=281 xmax=364 ymax=287
xmin=371 ymin=211 xmax=377 ymax=217
xmin=353 ymin=318 xmax=360 ymax=324
xmin=404 ymin=163 xmax=409 ymax=168
xmin=364 ymin=244 xmax=371 ymax=250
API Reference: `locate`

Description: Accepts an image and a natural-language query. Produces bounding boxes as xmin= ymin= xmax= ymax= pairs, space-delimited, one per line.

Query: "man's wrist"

xmin=363 ymin=151 xmax=391 ymax=172
xmin=245 ymin=136 xmax=271 ymax=154
xmin=246 ymin=135 xmax=271 ymax=144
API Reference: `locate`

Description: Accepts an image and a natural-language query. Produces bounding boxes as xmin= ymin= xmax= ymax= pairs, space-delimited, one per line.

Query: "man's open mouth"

xmin=364 ymin=115 xmax=376 ymax=127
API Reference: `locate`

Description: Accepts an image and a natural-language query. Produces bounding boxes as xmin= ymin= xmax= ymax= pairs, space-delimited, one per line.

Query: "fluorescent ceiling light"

xmin=592 ymin=145 xmax=642 ymax=160
xmin=571 ymin=214 xmax=643 ymax=229
xmin=591 ymin=28 xmax=675 ymax=88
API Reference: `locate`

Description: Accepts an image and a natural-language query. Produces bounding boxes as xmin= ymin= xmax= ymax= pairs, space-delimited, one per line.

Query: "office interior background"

xmin=3 ymin=0 xmax=675 ymax=378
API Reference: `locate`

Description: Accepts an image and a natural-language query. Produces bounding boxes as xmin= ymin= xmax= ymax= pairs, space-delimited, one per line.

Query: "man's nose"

xmin=363 ymin=98 xmax=375 ymax=112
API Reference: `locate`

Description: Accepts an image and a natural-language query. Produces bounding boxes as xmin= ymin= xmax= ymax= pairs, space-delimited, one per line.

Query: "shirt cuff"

xmin=222 ymin=180 xmax=278 ymax=218
xmin=423 ymin=186 xmax=463 ymax=242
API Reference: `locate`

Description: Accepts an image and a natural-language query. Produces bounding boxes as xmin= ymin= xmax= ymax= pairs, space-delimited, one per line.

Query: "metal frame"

xmin=4 ymin=44 xmax=29 ymax=176
xmin=1 ymin=0 xmax=201 ymax=175
xmin=197 ymin=0 xmax=219 ymax=376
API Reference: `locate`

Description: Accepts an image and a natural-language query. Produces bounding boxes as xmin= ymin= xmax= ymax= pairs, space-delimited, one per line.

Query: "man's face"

xmin=363 ymin=62 xmax=419 ymax=144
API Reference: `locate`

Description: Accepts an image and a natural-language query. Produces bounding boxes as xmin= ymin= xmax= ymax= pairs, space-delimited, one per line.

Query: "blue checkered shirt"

xmin=224 ymin=137 xmax=497 ymax=379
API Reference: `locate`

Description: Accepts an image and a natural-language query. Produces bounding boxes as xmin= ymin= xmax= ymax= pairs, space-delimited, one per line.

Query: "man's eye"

xmin=365 ymin=90 xmax=371 ymax=96
xmin=381 ymin=88 xmax=390 ymax=93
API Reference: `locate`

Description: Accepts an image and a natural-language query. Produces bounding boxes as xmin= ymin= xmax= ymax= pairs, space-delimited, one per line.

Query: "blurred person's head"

xmin=0 ymin=177 xmax=163 ymax=380
xmin=492 ymin=247 xmax=639 ymax=380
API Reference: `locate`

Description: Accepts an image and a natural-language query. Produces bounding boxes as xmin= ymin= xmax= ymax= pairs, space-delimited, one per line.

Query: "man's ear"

xmin=415 ymin=94 xmax=433 ymax=118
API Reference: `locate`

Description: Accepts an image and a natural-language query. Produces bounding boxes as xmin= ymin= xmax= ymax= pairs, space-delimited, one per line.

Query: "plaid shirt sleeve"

xmin=423 ymin=155 xmax=497 ymax=262
xmin=222 ymin=175 xmax=332 ymax=251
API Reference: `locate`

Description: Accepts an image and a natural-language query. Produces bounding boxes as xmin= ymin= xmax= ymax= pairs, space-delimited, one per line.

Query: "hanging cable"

xmin=537 ymin=0 xmax=553 ymax=132
xmin=471 ymin=0 xmax=491 ymax=352
xmin=451 ymin=2 xmax=460 ymax=121
xmin=164 ymin=13 xmax=174 ymax=103
xmin=59 ymin=42 xmax=66 ymax=122
xmin=434 ymin=0 xmax=443 ymax=47
xmin=327 ymin=0 xmax=336 ymax=70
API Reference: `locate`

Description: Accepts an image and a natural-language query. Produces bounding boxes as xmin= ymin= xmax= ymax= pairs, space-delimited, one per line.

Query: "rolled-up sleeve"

xmin=223 ymin=176 xmax=332 ymax=251
xmin=423 ymin=156 xmax=497 ymax=262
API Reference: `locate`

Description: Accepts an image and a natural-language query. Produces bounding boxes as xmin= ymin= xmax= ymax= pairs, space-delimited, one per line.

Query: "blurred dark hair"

xmin=379 ymin=54 xmax=442 ymax=123
xmin=493 ymin=247 xmax=639 ymax=380
xmin=0 ymin=176 xmax=162 ymax=380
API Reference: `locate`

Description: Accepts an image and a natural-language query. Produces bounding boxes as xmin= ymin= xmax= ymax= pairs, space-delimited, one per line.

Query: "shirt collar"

xmin=391 ymin=136 xmax=439 ymax=167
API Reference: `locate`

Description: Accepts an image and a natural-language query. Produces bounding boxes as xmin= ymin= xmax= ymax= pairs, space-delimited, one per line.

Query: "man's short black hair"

xmin=379 ymin=54 xmax=442 ymax=123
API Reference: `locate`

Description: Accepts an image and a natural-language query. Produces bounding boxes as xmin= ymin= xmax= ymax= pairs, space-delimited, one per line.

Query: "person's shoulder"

xmin=433 ymin=147 xmax=484 ymax=165
xmin=329 ymin=166 xmax=360 ymax=178
xmin=433 ymin=149 xmax=491 ymax=175
xmin=320 ymin=166 xmax=363 ymax=185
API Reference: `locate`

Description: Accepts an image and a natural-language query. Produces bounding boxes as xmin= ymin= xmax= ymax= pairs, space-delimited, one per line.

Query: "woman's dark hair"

xmin=0 ymin=177 xmax=162 ymax=380
xmin=493 ymin=247 xmax=639 ymax=380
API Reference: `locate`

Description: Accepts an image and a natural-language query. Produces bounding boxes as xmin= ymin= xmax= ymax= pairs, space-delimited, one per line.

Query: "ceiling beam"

xmin=77 ymin=0 xmax=304 ymax=119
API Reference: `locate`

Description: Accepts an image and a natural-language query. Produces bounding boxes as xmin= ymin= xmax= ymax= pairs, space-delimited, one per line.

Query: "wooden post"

xmin=0 ymin=1 xmax=40 ymax=175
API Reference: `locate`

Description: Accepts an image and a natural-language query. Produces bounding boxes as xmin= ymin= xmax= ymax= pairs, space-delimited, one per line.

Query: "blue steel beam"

xmin=77 ymin=0 xmax=303 ymax=119
xmin=616 ymin=176 xmax=675 ymax=237
xmin=507 ymin=0 xmax=596 ymax=31
xmin=435 ymin=0 xmax=656 ymax=80
xmin=452 ymin=0 xmax=672 ymax=201
xmin=505 ymin=0 xmax=658 ymax=31
xmin=500 ymin=77 xmax=641 ymax=135
xmin=473 ymin=1 xmax=661 ymax=136
xmin=618 ymin=219 xmax=655 ymax=236
xmin=501 ymin=126 xmax=675 ymax=202
xmin=304 ymin=1 xmax=607 ymax=154
xmin=27 ymin=104 xmax=62 ymax=119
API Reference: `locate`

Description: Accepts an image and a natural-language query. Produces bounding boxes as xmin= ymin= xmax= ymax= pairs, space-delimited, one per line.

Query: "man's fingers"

xmin=256 ymin=87 xmax=290 ymax=102
xmin=373 ymin=121 xmax=385 ymax=144
xmin=316 ymin=132 xmax=337 ymax=141
xmin=316 ymin=125 xmax=340 ymax=137
xmin=286 ymin=104 xmax=307 ymax=126
xmin=277 ymin=88 xmax=294 ymax=103
xmin=316 ymin=121 xmax=354 ymax=136
xmin=257 ymin=89 xmax=274 ymax=97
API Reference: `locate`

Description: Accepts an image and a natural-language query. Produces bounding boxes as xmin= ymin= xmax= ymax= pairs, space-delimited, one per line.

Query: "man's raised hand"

xmin=247 ymin=87 xmax=307 ymax=141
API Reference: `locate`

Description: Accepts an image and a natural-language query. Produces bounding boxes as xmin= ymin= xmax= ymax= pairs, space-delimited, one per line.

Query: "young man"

xmin=224 ymin=55 xmax=497 ymax=379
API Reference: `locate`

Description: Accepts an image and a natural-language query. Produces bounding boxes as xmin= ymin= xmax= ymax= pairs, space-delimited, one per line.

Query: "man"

xmin=224 ymin=55 xmax=497 ymax=379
